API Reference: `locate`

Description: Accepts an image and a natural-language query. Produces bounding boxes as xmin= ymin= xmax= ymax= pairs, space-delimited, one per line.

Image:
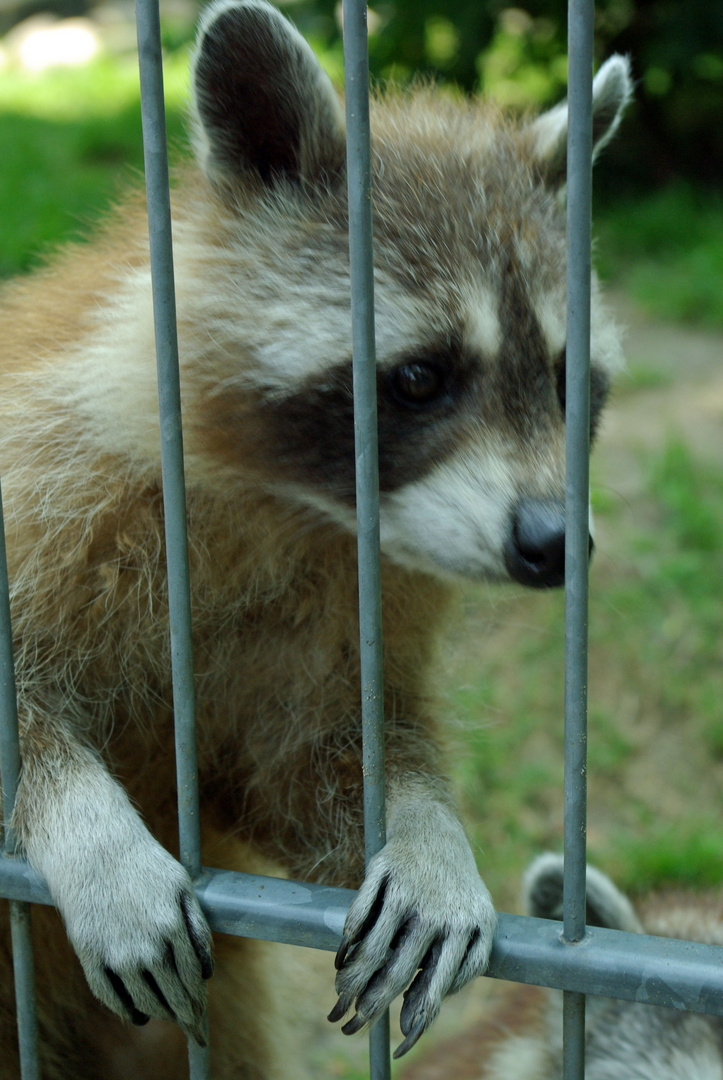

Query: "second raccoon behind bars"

xmin=0 ymin=2 xmax=630 ymax=1076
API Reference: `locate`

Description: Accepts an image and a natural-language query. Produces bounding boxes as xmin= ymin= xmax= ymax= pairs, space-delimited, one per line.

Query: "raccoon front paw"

xmin=328 ymin=833 xmax=495 ymax=1058
xmin=61 ymin=837 xmax=213 ymax=1046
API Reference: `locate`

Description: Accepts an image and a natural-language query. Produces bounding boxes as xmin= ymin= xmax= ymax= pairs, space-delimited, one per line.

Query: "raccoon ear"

xmin=527 ymin=54 xmax=633 ymax=186
xmin=191 ymin=0 xmax=346 ymax=190
xmin=523 ymin=853 xmax=643 ymax=933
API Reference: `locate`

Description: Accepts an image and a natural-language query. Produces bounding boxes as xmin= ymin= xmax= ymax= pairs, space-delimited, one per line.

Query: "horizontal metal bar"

xmin=491 ymin=913 xmax=723 ymax=1014
xmin=194 ymin=868 xmax=354 ymax=950
xmin=3 ymin=856 xmax=723 ymax=1016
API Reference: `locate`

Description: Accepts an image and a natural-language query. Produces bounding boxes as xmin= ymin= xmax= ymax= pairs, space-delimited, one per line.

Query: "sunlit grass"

xmin=0 ymin=48 xmax=190 ymax=276
xmin=0 ymin=46 xmax=190 ymax=117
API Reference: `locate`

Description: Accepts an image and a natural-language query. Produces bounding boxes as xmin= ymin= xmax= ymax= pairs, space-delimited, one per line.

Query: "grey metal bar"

xmin=5 ymin=856 xmax=723 ymax=1018
xmin=135 ymin=0 xmax=202 ymax=883
xmin=0 ymin=481 xmax=41 ymax=1080
xmin=135 ymin=2 xmax=209 ymax=1075
xmin=341 ymin=0 xmax=386 ymax=867
xmin=563 ymin=992 xmax=586 ymax=1079
xmin=341 ymin=1 xmax=390 ymax=1076
xmin=564 ymin=0 xmax=593 ymax=951
xmin=9 ymin=903 xmax=41 ymax=1080
xmin=195 ymin=870 xmax=353 ymax=947
xmin=0 ymin=859 xmax=52 ymax=906
xmin=489 ymin=914 xmax=723 ymax=1015
xmin=564 ymin=0 xmax=595 ymax=1073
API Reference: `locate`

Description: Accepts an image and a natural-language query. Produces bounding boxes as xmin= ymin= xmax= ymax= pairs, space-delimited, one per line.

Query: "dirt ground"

xmin=295 ymin=294 xmax=723 ymax=1079
xmin=596 ymin=291 xmax=723 ymax=492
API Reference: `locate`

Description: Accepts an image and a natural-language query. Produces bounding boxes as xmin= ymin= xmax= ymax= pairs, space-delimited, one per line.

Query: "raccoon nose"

xmin=505 ymin=499 xmax=593 ymax=589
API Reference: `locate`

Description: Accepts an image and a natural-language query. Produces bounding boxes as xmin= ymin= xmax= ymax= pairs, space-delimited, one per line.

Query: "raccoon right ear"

xmin=523 ymin=853 xmax=643 ymax=933
xmin=191 ymin=0 xmax=346 ymax=191
xmin=526 ymin=54 xmax=633 ymax=186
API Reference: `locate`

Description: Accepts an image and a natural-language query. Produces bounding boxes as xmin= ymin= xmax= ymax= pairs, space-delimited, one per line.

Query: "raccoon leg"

xmin=329 ymin=774 xmax=495 ymax=1058
xmin=12 ymin=716 xmax=213 ymax=1046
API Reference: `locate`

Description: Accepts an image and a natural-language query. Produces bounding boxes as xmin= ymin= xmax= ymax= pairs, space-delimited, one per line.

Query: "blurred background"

xmin=0 ymin=4 xmax=722 ymax=1075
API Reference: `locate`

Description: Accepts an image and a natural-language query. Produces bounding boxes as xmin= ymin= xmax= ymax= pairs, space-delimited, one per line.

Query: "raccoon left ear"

xmin=190 ymin=0 xmax=346 ymax=191
xmin=526 ymin=54 xmax=633 ymax=186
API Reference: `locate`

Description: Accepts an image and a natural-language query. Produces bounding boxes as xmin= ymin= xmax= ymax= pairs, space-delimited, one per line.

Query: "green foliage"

xmin=477 ymin=7 xmax=568 ymax=107
xmin=595 ymin=185 xmax=723 ymax=327
xmin=0 ymin=51 xmax=189 ymax=277
xmin=288 ymin=0 xmax=723 ymax=187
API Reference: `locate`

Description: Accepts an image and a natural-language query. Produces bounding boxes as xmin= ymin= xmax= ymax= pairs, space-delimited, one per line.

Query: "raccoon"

xmin=0 ymin=1 xmax=630 ymax=1076
xmin=399 ymin=856 xmax=723 ymax=1080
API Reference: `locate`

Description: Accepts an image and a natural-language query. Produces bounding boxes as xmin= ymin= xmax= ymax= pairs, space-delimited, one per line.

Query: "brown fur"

xmin=0 ymin=167 xmax=453 ymax=1080
xmin=0 ymin=3 xmax=632 ymax=1074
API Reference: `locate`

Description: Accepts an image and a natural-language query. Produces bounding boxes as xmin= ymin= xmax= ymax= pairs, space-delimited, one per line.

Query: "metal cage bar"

xmin=0 ymin=482 xmax=41 ymax=1080
xmin=135 ymin=1 xmax=209 ymax=1075
xmin=341 ymin=0 xmax=390 ymax=1075
xmin=1 ymin=4 xmax=723 ymax=1080
xmin=6 ymin=856 xmax=723 ymax=1014
xmin=563 ymin=0 xmax=595 ymax=1073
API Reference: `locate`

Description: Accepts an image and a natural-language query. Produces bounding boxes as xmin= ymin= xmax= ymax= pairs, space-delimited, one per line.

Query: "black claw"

xmin=193 ymin=1027 xmax=209 ymax=1049
xmin=399 ymin=938 xmax=443 ymax=1034
xmin=200 ymin=951 xmax=214 ymax=980
xmin=327 ymin=996 xmax=350 ymax=1023
xmin=334 ymin=934 xmax=351 ymax=971
xmin=180 ymin=893 xmax=214 ymax=979
xmin=460 ymin=927 xmax=481 ymax=971
xmin=389 ymin=915 xmax=417 ymax=953
xmin=393 ymin=1018 xmax=426 ymax=1059
xmin=337 ymin=875 xmax=390 ymax=970
xmin=104 ymin=967 xmax=150 ymax=1026
xmin=142 ymin=969 xmax=175 ymax=1019
xmin=341 ymin=1012 xmax=366 ymax=1036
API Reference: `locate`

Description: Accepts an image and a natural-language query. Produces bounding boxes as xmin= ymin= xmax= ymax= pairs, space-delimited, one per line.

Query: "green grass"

xmin=610 ymin=820 xmax=723 ymax=893
xmin=449 ymin=436 xmax=723 ymax=905
xmin=595 ymin=184 xmax=723 ymax=328
xmin=0 ymin=50 xmax=190 ymax=277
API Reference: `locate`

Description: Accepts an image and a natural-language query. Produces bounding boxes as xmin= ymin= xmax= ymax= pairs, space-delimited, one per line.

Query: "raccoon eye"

xmin=390 ymin=361 xmax=447 ymax=408
xmin=556 ymin=350 xmax=610 ymax=436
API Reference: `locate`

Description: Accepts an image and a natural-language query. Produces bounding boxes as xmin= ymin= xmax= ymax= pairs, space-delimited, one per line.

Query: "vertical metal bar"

xmin=135 ymin=3 xmax=209 ymax=1075
xmin=563 ymin=0 xmax=594 ymax=1075
xmin=0 ymin=481 xmax=41 ymax=1080
xmin=341 ymin=1 xmax=390 ymax=1076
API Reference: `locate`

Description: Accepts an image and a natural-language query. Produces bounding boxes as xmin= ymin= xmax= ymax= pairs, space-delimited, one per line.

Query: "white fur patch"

xmin=533 ymin=279 xmax=625 ymax=377
xmin=248 ymin=272 xmax=424 ymax=390
xmin=378 ymin=448 xmax=516 ymax=581
xmin=464 ymin=285 xmax=502 ymax=357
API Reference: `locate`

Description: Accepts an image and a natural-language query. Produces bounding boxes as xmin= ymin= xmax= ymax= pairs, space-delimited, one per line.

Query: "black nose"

xmin=504 ymin=499 xmax=593 ymax=589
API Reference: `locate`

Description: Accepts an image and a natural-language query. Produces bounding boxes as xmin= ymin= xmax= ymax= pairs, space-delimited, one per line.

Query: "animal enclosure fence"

xmin=1 ymin=1 xmax=723 ymax=1078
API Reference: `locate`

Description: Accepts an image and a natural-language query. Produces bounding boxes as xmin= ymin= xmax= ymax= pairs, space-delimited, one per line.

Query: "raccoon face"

xmin=191 ymin=0 xmax=630 ymax=588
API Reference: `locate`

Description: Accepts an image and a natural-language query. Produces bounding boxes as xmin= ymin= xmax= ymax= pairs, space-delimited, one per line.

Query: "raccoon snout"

xmin=504 ymin=499 xmax=593 ymax=589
